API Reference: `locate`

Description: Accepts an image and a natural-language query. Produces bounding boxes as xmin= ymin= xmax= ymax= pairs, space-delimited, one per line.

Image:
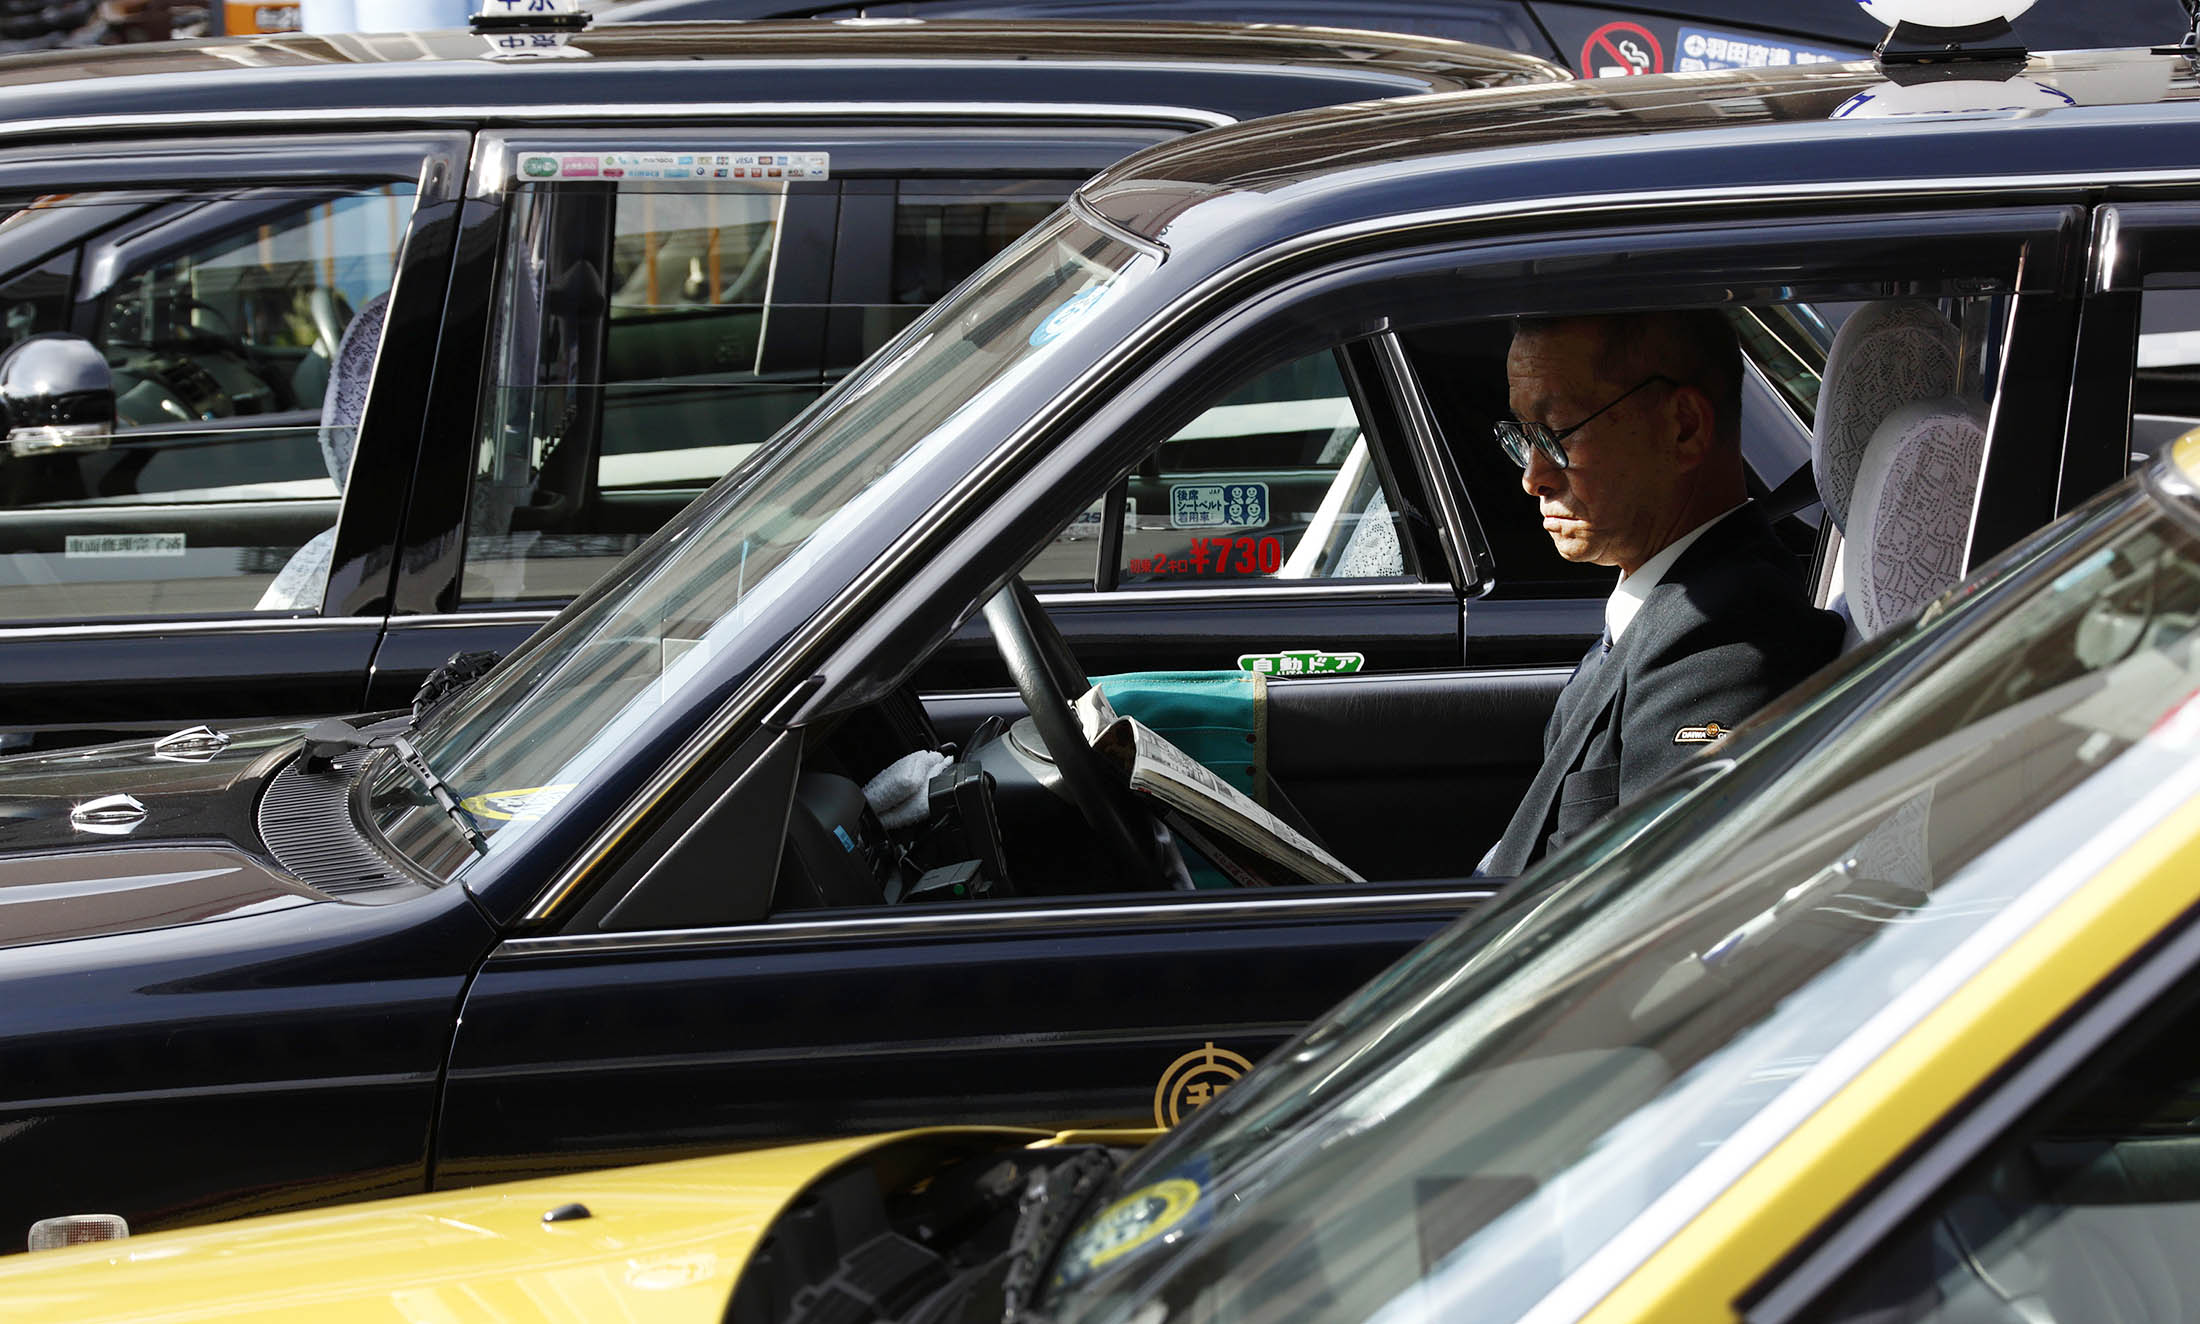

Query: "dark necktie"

xmin=1543 ymin=627 xmax=1613 ymax=748
xmin=1571 ymin=626 xmax=1614 ymax=683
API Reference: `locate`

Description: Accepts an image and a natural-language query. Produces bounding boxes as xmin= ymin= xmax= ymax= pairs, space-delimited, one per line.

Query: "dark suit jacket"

xmin=1482 ymin=505 xmax=1844 ymax=876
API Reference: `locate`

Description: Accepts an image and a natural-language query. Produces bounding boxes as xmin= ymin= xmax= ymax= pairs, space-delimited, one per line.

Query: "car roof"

xmin=604 ymin=0 xmax=2176 ymax=57
xmin=0 ymin=20 xmax=1563 ymax=144
xmin=1081 ymin=47 xmax=2200 ymax=246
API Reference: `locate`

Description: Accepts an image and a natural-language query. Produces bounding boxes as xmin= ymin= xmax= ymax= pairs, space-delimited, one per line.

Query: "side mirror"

xmin=0 ymin=334 xmax=114 ymax=459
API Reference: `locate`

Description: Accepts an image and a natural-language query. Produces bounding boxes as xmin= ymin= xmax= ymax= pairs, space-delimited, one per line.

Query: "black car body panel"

xmin=0 ymin=877 xmax=497 ymax=1235
xmin=434 ymin=889 xmax=1467 ymax=1186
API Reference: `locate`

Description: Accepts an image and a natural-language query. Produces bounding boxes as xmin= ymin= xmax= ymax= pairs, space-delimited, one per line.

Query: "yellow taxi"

xmin=18 ymin=438 xmax=2200 ymax=1322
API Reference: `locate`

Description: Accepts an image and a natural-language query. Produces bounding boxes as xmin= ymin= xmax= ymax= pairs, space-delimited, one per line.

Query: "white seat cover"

xmin=1846 ymin=398 xmax=1987 ymax=638
xmin=1812 ymin=300 xmax=1961 ymax=532
xmin=256 ymin=292 xmax=388 ymax=612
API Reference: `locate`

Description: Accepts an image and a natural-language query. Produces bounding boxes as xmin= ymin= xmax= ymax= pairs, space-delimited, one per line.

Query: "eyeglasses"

xmin=1495 ymin=373 xmax=1676 ymax=470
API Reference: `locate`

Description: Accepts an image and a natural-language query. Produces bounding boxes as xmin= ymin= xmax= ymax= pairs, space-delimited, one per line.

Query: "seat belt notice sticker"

xmin=514 ymin=151 xmax=831 ymax=183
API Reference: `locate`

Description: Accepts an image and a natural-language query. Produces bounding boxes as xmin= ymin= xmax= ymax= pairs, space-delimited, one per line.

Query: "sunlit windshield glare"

xmin=367 ymin=214 xmax=1145 ymax=874
xmin=1047 ymin=481 xmax=2200 ymax=1324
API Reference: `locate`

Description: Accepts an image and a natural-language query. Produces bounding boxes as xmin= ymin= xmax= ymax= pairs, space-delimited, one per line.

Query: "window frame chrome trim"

xmin=385 ymin=609 xmax=561 ymax=630
xmin=1371 ymin=329 xmax=1489 ymax=595
xmin=921 ymin=664 xmax=1575 ymax=707
xmin=0 ymin=106 xmax=1234 ymax=177
xmin=384 ymin=582 xmax=1455 ymax=631
xmin=508 ymin=884 xmax=1492 ymax=958
xmin=1039 ymin=580 xmax=1456 ymax=606
xmin=0 ymin=615 xmax=384 ymax=641
xmin=521 ymin=170 xmax=2133 ymax=924
xmin=440 ymin=104 xmax=1232 ymax=199
xmin=1071 ymin=192 xmax=1167 ymax=261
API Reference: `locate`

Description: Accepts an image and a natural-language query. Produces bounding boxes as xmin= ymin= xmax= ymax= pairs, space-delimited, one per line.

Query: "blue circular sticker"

xmin=1030 ymin=285 xmax=1110 ymax=347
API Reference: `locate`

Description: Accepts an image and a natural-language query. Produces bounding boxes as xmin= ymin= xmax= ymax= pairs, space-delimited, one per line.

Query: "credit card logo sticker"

xmin=515 ymin=152 xmax=830 ymax=183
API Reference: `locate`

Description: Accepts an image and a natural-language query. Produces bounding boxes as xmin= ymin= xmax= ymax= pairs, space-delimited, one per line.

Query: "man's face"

xmin=1506 ymin=323 xmax=1680 ymax=574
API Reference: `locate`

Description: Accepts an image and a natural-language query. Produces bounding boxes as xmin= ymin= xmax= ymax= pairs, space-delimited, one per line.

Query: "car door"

xmin=370 ymin=124 xmax=1176 ymax=712
xmin=2063 ymin=201 xmax=2200 ymax=485
xmin=0 ymin=132 xmax=469 ymax=751
xmin=431 ymin=196 xmax=2081 ymax=1190
xmin=1755 ymin=865 xmax=2200 ymax=1324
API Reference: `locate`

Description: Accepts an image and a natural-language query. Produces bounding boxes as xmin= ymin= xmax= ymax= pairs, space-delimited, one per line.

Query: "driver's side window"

xmin=1028 ymin=349 xmax=1426 ymax=593
xmin=0 ymin=180 xmax=415 ymax=621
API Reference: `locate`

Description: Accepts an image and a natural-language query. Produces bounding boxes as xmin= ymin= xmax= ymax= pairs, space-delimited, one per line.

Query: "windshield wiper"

xmin=299 ymin=716 xmax=490 ymax=857
xmin=1000 ymin=1147 xmax=1118 ymax=1322
xmin=387 ymin=733 xmax=491 ymax=857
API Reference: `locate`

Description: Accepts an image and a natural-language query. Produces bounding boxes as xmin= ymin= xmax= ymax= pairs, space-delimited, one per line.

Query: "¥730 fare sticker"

xmin=1128 ymin=535 xmax=1281 ymax=578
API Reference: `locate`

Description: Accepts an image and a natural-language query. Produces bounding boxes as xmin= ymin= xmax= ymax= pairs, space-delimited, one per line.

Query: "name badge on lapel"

xmin=1674 ymin=722 xmax=1729 ymax=745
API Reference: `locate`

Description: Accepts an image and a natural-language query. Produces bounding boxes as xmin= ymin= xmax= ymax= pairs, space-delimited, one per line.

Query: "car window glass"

xmin=464 ymin=176 xmax=1074 ymax=605
xmin=825 ymin=178 xmax=1071 ymax=382
xmin=382 ymin=213 xmax=1154 ymax=875
xmin=1401 ymin=295 xmax=1998 ymax=599
xmin=890 ymin=180 xmax=1065 ymax=326
xmin=464 ymin=178 xmax=816 ymax=604
xmin=0 ymin=182 xmax=415 ymax=622
xmin=1116 ymin=350 xmax=1421 ymax=587
xmin=1802 ymin=958 xmax=2200 ymax=1324
xmin=2132 ymin=288 xmax=2200 ymax=464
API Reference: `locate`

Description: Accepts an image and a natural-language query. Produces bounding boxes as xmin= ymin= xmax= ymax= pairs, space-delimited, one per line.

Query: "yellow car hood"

xmin=0 ymin=1127 xmax=1054 ymax=1324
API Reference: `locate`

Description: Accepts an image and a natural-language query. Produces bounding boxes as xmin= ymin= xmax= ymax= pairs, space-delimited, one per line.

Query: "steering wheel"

xmin=983 ymin=578 xmax=1165 ymax=889
xmin=307 ymin=287 xmax=353 ymax=362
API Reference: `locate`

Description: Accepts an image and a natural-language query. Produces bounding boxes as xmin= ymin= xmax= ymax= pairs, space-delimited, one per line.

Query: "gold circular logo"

xmin=1152 ymin=1042 xmax=1253 ymax=1127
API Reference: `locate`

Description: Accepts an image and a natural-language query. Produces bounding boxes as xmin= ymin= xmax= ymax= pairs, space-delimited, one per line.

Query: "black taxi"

xmin=3 ymin=18 xmax=2198 ymax=1255
xmin=0 ymin=16 xmax=1560 ymax=752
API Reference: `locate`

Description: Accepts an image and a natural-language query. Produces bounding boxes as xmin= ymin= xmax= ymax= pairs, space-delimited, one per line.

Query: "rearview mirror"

xmin=0 ymin=334 xmax=115 ymax=459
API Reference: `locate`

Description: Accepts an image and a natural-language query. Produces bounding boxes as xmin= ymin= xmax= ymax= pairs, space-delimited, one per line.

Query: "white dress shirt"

xmin=1605 ymin=500 xmax=1752 ymax=644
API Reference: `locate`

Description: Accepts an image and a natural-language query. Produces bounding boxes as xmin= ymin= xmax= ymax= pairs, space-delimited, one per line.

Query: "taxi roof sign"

xmin=1857 ymin=0 xmax=2038 ymax=30
xmin=473 ymin=0 xmax=591 ymax=31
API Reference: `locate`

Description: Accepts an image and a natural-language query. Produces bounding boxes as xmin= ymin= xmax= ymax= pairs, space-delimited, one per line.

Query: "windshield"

xmin=367 ymin=213 xmax=1148 ymax=875
xmin=1045 ymin=474 xmax=2200 ymax=1324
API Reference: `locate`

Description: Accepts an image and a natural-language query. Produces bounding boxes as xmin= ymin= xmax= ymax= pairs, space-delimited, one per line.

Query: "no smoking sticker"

xmin=1581 ymin=20 xmax=1664 ymax=77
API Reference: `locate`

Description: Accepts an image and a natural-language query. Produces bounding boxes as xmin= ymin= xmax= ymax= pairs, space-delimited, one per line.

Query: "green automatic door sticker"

xmin=1237 ymin=649 xmax=1364 ymax=677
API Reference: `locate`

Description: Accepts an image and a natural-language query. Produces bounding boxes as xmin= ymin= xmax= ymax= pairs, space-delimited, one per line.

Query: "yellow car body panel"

xmin=1579 ymin=794 xmax=2200 ymax=1324
xmin=0 ymin=1127 xmax=1049 ymax=1324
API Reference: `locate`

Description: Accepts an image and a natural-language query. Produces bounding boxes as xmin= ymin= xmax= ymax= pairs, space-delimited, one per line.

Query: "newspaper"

xmin=1074 ymin=686 xmax=1362 ymax=887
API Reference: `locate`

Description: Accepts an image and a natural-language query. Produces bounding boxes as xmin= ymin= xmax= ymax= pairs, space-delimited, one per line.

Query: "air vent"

xmin=256 ymin=751 xmax=421 ymax=900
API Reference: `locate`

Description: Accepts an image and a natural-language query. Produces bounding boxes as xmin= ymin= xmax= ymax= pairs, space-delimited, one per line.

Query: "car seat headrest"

xmin=319 ymin=290 xmax=390 ymax=494
xmin=1847 ymin=398 xmax=1987 ymax=638
xmin=1814 ymin=300 xmax=1961 ymax=531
